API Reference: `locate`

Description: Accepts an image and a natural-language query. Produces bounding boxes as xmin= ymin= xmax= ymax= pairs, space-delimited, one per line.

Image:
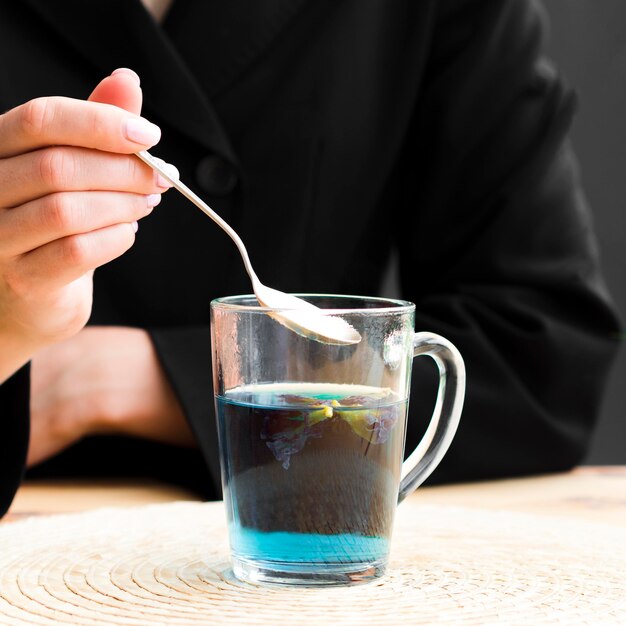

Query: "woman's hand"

xmin=28 ymin=326 xmax=195 ymax=468
xmin=0 ymin=69 xmax=168 ymax=383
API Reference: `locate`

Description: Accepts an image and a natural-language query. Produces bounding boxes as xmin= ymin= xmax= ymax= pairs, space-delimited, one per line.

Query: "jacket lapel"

xmin=163 ymin=0 xmax=312 ymax=100
xmin=22 ymin=0 xmax=312 ymax=164
xmin=22 ymin=0 xmax=237 ymax=163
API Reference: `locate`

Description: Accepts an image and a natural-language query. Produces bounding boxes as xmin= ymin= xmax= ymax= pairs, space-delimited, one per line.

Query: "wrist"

xmin=30 ymin=336 xmax=94 ymax=435
xmin=86 ymin=327 xmax=150 ymax=431
xmin=0 ymin=323 xmax=46 ymax=384
xmin=28 ymin=337 xmax=96 ymax=467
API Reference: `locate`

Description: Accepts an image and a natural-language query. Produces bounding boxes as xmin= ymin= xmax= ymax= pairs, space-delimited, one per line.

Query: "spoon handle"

xmin=135 ymin=150 xmax=259 ymax=284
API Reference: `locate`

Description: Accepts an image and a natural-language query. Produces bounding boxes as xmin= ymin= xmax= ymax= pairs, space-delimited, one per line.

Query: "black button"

xmin=195 ymin=155 xmax=238 ymax=196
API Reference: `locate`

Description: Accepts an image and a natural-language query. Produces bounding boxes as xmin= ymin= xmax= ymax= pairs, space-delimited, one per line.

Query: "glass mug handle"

xmin=398 ymin=332 xmax=466 ymax=502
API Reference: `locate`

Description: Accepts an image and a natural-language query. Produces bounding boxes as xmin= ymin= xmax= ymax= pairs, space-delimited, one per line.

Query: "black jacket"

xmin=0 ymin=0 xmax=620 ymax=516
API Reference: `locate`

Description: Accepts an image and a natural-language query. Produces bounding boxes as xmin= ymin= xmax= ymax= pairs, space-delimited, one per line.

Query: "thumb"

xmin=88 ymin=68 xmax=143 ymax=115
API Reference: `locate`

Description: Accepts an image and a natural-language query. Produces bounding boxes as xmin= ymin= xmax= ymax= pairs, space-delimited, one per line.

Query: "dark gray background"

xmin=546 ymin=0 xmax=625 ymax=463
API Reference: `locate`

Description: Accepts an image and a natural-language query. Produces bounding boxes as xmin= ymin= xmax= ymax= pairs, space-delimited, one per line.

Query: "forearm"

xmin=398 ymin=0 xmax=621 ymax=481
xmin=406 ymin=285 xmax=619 ymax=484
xmin=28 ymin=326 xmax=195 ymax=468
xmin=402 ymin=146 xmax=620 ymax=481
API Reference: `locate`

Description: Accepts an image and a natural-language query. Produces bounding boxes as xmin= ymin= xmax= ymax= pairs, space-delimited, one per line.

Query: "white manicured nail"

xmin=124 ymin=117 xmax=161 ymax=145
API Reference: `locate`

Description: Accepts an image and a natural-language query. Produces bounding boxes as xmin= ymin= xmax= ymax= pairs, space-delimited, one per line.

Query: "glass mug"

xmin=210 ymin=295 xmax=465 ymax=586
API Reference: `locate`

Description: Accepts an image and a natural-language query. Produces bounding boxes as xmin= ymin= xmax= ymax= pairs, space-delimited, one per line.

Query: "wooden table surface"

xmin=2 ymin=466 xmax=626 ymax=625
xmin=5 ymin=465 xmax=626 ymax=526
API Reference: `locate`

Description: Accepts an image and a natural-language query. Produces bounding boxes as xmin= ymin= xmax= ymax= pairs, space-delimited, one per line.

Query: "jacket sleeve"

xmin=400 ymin=0 xmax=622 ymax=482
xmin=149 ymin=326 xmax=223 ymax=496
xmin=0 ymin=365 xmax=30 ymax=517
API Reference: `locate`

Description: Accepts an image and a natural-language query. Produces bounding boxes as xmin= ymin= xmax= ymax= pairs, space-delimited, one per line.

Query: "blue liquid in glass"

xmin=216 ymin=383 xmax=406 ymax=569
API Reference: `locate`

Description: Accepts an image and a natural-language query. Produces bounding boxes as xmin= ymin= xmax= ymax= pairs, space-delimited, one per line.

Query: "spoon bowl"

xmin=254 ymin=285 xmax=362 ymax=344
xmin=136 ymin=150 xmax=361 ymax=345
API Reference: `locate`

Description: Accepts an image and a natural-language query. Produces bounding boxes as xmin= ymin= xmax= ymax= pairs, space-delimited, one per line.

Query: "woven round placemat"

xmin=1 ymin=500 xmax=625 ymax=626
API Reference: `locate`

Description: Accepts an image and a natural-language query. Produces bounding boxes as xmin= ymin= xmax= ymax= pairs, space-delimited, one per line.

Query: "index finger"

xmin=0 ymin=96 xmax=161 ymax=159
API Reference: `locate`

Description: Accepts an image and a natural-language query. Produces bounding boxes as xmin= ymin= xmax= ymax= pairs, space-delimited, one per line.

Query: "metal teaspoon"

xmin=135 ymin=150 xmax=361 ymax=345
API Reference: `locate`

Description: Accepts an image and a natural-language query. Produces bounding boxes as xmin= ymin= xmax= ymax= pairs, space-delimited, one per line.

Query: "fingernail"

xmin=165 ymin=163 xmax=180 ymax=181
xmin=156 ymin=174 xmax=172 ymax=188
xmin=124 ymin=117 xmax=161 ymax=145
xmin=111 ymin=67 xmax=141 ymax=85
xmin=156 ymin=163 xmax=179 ymax=188
xmin=146 ymin=193 xmax=162 ymax=208
xmin=131 ymin=221 xmax=139 ymax=233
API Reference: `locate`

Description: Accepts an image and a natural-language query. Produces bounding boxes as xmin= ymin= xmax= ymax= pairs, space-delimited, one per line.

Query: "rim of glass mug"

xmin=211 ymin=293 xmax=416 ymax=315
